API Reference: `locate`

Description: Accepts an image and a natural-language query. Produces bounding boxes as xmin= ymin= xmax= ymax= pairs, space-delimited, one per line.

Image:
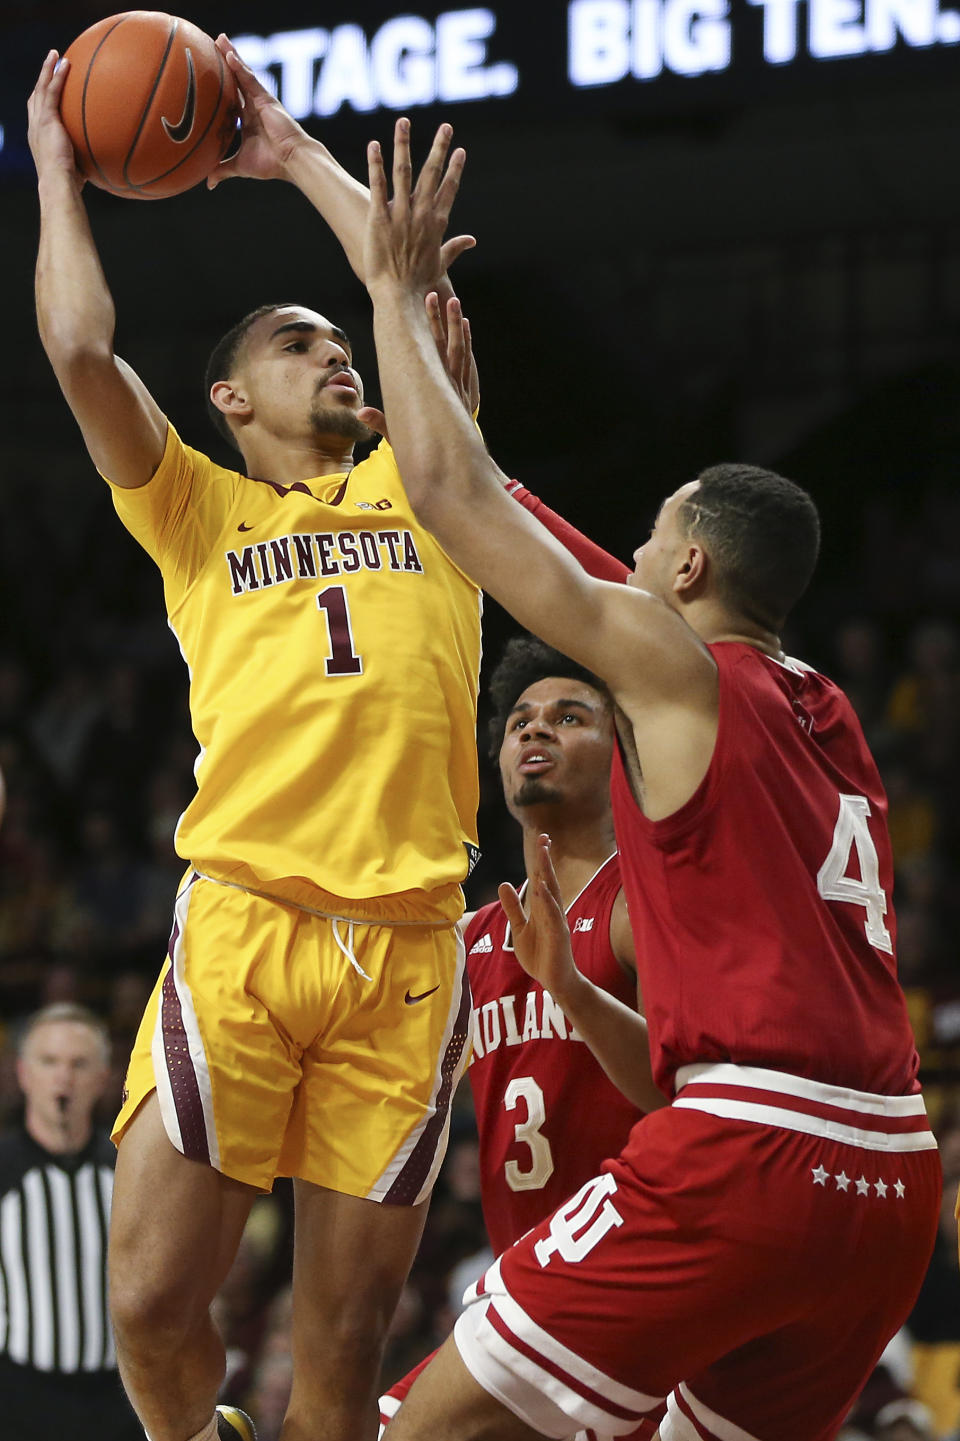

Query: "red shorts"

xmin=379 ymin=1350 xmax=659 ymax=1441
xmin=454 ymin=1064 xmax=941 ymax=1441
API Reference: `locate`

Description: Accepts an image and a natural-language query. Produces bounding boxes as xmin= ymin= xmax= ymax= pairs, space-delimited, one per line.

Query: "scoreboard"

xmin=2 ymin=0 xmax=959 ymax=178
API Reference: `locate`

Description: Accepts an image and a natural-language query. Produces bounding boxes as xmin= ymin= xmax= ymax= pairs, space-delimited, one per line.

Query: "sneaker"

xmin=216 ymin=1407 xmax=257 ymax=1441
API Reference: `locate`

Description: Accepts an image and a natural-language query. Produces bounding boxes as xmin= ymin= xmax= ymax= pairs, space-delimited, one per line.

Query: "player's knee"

xmin=110 ymin=1268 xmax=207 ymax=1353
xmin=304 ymin=1293 xmax=396 ymax=1378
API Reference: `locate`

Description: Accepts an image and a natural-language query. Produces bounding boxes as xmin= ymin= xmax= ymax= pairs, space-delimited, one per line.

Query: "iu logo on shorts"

xmin=534 ymin=1173 xmax=624 ymax=1267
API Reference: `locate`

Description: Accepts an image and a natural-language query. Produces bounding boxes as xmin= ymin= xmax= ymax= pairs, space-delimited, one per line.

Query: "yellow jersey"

xmin=106 ymin=423 xmax=481 ymax=923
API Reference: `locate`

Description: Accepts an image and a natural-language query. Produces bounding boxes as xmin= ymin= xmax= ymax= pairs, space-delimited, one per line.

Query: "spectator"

xmin=0 ymin=1003 xmax=140 ymax=1440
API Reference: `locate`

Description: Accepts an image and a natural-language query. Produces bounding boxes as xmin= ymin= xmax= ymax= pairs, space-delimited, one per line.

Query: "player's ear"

xmin=210 ymin=379 xmax=251 ymax=420
xmin=674 ymin=543 xmax=706 ymax=594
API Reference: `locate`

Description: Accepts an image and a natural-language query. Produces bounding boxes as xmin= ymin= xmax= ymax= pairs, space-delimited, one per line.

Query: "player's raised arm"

xmin=28 ymin=53 xmax=167 ymax=490
xmin=212 ymin=40 xmax=475 ymax=293
xmin=363 ymin=120 xmax=717 ymax=818
xmin=500 ymin=836 xmax=664 ymax=1113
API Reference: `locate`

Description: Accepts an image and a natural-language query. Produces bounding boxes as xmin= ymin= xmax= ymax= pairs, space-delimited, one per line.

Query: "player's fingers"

xmin=217 ymin=35 xmax=266 ymax=95
xmin=49 ymin=55 xmax=71 ymax=96
xmin=357 ymin=405 xmax=387 ymax=437
xmin=498 ymin=882 xmax=527 ymax=934
xmin=416 ymin=122 xmax=453 ymax=203
xmin=367 ymin=139 xmax=389 ymax=213
xmin=32 ymin=49 xmax=58 ymax=95
xmin=445 ymin=297 xmax=466 ymax=385
xmin=391 ymin=117 xmax=412 ymax=218
xmin=207 ymin=157 xmax=239 ymax=189
xmin=536 ymin=834 xmax=565 ymax=911
xmin=434 ymin=146 xmax=466 ymax=225
xmin=425 ymin=292 xmax=446 ymax=357
xmin=440 ymin=235 xmax=476 ymax=273
xmin=462 ymin=316 xmax=477 ymax=392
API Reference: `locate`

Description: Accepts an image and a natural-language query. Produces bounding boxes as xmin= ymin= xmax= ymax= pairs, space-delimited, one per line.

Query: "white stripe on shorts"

xmin=151 ymin=877 xmax=221 ymax=1170
xmin=661 ymin=1383 xmax=762 ymax=1441
xmin=366 ymin=926 xmax=469 ymax=1205
xmin=454 ymin=1256 xmax=662 ymax=1438
xmin=673 ymin=1063 xmax=935 ymax=1153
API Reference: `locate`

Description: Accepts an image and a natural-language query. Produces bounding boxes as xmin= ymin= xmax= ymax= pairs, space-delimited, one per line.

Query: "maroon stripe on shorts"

xmin=161 ymin=918 xmax=210 ymax=1165
xmin=678 ymin=1083 xmax=930 ymax=1133
xmin=383 ymin=968 xmax=471 ymax=1205
xmin=673 ymin=1386 xmax=721 ymax=1439
xmin=485 ymin=1306 xmax=641 ymax=1425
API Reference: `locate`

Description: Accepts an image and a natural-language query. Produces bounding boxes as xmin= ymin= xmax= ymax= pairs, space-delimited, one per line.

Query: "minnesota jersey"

xmin=465 ymin=855 xmax=644 ymax=1255
xmin=107 ymin=424 xmax=481 ymax=920
xmin=611 ymin=642 xmax=919 ymax=1097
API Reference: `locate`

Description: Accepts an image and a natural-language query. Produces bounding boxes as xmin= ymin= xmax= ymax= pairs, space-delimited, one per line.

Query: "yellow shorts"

xmin=112 ymin=872 xmax=470 ymax=1199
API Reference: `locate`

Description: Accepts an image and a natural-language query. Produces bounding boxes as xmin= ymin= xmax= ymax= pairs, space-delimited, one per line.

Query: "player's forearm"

xmin=370 ymin=281 xmax=616 ymax=670
xmin=371 ymin=283 xmax=495 ymax=513
xmin=35 ymin=172 xmax=116 ymax=366
xmin=284 ymin=138 xmax=370 ymax=281
xmin=555 ymin=968 xmax=666 ymax=1114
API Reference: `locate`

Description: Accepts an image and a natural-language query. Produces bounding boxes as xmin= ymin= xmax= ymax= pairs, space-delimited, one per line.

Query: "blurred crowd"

xmin=0 ymin=470 xmax=958 ymax=1438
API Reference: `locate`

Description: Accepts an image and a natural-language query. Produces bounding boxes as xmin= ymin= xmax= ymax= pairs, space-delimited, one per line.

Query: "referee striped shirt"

xmin=0 ymin=1128 xmax=116 ymax=1373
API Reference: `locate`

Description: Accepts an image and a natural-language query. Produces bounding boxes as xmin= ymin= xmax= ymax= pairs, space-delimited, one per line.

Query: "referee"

xmin=0 ymin=1003 xmax=141 ymax=1440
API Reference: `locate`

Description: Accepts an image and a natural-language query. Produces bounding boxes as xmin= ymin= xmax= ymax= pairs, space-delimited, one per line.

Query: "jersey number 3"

xmin=817 ymin=793 xmax=892 ymax=954
xmin=503 ymin=1076 xmax=555 ymax=1192
xmin=316 ymin=587 xmax=363 ymax=676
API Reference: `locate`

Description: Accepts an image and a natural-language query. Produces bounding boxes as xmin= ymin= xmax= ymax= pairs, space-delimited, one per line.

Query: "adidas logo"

xmin=469 ymin=933 xmax=494 ymax=954
xmin=573 ymin=917 xmax=595 ymax=933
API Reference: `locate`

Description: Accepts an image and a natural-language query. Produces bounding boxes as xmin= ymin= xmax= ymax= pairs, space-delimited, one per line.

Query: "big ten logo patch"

xmin=534 ymin=1173 xmax=624 ymax=1267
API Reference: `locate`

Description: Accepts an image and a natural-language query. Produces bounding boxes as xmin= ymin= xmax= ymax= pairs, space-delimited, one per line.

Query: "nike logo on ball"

xmin=162 ymin=48 xmax=197 ymax=143
xmin=404 ymin=986 xmax=440 ymax=1005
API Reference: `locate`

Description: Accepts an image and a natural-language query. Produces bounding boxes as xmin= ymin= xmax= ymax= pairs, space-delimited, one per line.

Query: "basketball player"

xmin=379 ymin=637 xmax=663 ymax=1439
xmin=27 ymin=53 xmax=486 ymax=1441
xmin=356 ymin=122 xmax=942 ymax=1441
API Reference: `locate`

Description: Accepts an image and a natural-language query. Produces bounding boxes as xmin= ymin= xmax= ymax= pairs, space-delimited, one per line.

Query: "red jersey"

xmin=611 ymin=642 xmax=919 ymax=1098
xmin=464 ymin=855 xmax=644 ymax=1255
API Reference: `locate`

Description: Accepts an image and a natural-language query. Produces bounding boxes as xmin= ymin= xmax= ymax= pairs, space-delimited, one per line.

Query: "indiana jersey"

xmin=465 ymin=855 xmax=644 ymax=1255
xmin=611 ymin=642 xmax=919 ymax=1097
xmin=107 ymin=424 xmax=481 ymax=920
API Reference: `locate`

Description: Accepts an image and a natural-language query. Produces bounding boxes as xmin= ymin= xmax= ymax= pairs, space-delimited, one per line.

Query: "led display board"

xmin=2 ymin=1 xmax=957 ymax=176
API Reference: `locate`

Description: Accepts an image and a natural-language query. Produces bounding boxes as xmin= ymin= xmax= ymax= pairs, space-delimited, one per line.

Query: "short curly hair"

xmin=486 ymin=635 xmax=609 ymax=761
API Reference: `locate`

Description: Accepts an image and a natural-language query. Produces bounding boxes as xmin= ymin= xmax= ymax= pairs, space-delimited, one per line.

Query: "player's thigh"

xmin=110 ymin=1092 xmax=257 ymax=1321
xmin=288 ymin=1178 xmax=429 ymax=1355
xmin=384 ymin=1336 xmax=544 ymax=1441
xmin=113 ymin=874 xmax=308 ymax=1191
xmin=281 ymin=920 xmax=470 ymax=1202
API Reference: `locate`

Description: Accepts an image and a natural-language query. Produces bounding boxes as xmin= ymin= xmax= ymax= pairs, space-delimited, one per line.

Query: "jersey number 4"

xmin=817 ymin=793 xmax=892 ymax=954
xmin=316 ymin=587 xmax=363 ymax=676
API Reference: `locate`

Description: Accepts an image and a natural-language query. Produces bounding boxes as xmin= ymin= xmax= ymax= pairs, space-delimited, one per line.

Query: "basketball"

xmin=59 ymin=11 xmax=241 ymax=200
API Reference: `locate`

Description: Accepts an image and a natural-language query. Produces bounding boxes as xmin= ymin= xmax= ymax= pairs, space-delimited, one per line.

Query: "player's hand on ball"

xmin=499 ymin=836 xmax=580 ymax=1004
xmin=27 ymin=52 xmax=82 ymax=186
xmin=209 ymin=36 xmax=307 ymax=188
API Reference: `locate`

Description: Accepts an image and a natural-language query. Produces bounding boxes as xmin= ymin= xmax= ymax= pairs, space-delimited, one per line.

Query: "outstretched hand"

xmin=208 ymin=35 xmax=306 ymax=187
xmin=499 ymin=836 xmax=580 ymax=1003
xmin=364 ymin=118 xmax=475 ymax=298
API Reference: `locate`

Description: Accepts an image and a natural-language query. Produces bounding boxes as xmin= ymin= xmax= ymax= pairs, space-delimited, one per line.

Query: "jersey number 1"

xmin=817 ymin=793 xmax=892 ymax=954
xmin=316 ymin=587 xmax=363 ymax=676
